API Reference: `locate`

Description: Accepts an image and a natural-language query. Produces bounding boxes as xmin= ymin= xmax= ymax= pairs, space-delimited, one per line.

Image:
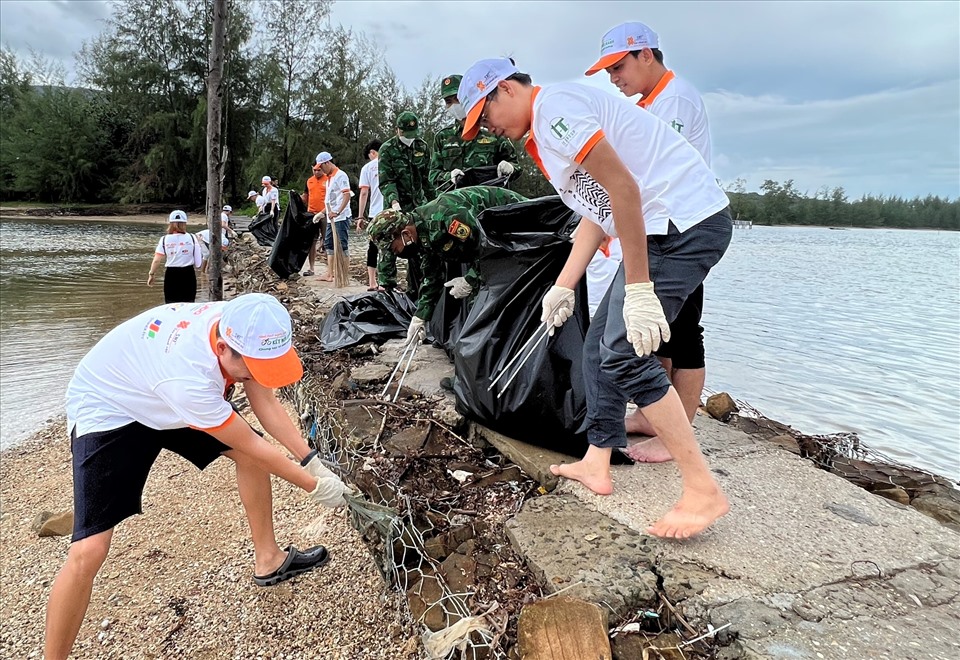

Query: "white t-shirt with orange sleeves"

xmin=156 ymin=233 xmax=203 ymax=268
xmin=324 ymin=167 xmax=352 ymax=222
xmin=526 ymin=83 xmax=728 ymax=237
xmin=358 ymin=158 xmax=383 ymax=217
xmin=66 ymin=301 xmax=238 ymax=437
xmin=261 ymin=185 xmax=280 ymax=208
xmin=639 ymin=71 xmax=712 ymax=168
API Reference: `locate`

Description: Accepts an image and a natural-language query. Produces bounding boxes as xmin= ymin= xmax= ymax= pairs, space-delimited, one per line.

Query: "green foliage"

xmin=725 ymin=180 xmax=959 ymax=231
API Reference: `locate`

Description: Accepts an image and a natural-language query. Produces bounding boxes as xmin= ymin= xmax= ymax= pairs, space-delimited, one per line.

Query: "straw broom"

xmin=327 ymin=200 xmax=350 ymax=288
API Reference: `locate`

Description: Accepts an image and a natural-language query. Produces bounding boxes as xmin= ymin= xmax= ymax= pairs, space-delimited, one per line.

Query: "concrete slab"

xmin=473 ymin=426 xmax=572 ymax=491
xmin=557 ymin=417 xmax=960 ymax=600
xmin=505 ymin=493 xmax=659 ymax=617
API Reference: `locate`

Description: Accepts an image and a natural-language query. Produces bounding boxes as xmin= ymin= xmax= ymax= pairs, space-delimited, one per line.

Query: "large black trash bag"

xmin=320 ymin=289 xmax=417 ymax=352
xmin=267 ymin=192 xmax=322 ymax=279
xmin=250 ymin=210 xmax=279 ymax=246
xmin=452 ymin=196 xmax=591 ymax=457
xmin=426 ymin=260 xmax=470 ymax=356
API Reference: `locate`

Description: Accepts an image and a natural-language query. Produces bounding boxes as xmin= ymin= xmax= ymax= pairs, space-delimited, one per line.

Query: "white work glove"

xmin=497 ymin=161 xmax=515 ymax=177
xmin=402 ymin=316 xmax=426 ymax=350
xmin=450 ymin=169 xmax=465 ymax=184
xmin=444 ymin=276 xmax=472 ymax=299
xmin=623 ymin=282 xmax=671 ymax=357
xmin=540 ymin=285 xmax=576 ymax=336
xmin=391 ymin=201 xmax=402 ymax=212
xmin=302 ymin=451 xmax=349 ymax=508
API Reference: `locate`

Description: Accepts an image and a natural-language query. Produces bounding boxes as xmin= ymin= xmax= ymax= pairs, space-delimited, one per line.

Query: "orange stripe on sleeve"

xmin=191 ymin=410 xmax=238 ymax=433
xmin=574 ymin=129 xmax=606 ymax=164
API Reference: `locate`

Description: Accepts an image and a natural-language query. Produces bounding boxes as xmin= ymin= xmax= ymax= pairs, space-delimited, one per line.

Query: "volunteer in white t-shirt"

xmin=357 ymin=140 xmax=384 ymax=290
xmin=248 ymin=190 xmax=263 ymax=213
xmin=588 ymin=23 xmax=715 ymax=452
xmin=220 ymin=204 xmax=236 ymax=237
xmin=459 ymin=58 xmax=732 ymax=539
xmin=315 ymin=151 xmax=352 ymax=283
xmin=46 ymin=293 xmax=350 ymax=659
xmin=261 ymin=175 xmax=280 ymax=219
xmin=196 ymin=228 xmax=229 ymax=273
xmin=147 ymin=210 xmax=203 ymax=303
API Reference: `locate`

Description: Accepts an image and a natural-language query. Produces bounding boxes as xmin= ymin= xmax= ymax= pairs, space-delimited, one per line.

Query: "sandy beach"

xmin=0 ymin=415 xmax=415 ymax=659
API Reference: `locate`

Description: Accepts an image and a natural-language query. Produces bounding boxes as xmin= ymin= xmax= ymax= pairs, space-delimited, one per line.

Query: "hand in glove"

xmin=450 ymin=169 xmax=465 ymax=184
xmin=402 ymin=316 xmax=426 ymax=351
xmin=622 ymin=282 xmax=671 ymax=357
xmin=444 ymin=276 xmax=473 ymax=299
xmin=497 ymin=161 xmax=515 ymax=178
xmin=301 ymin=450 xmax=349 ymax=508
xmin=391 ymin=201 xmax=402 ymax=212
xmin=540 ymin=285 xmax=576 ymax=336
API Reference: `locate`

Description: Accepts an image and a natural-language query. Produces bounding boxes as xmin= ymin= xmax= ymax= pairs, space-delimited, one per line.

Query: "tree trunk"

xmin=205 ymin=0 xmax=227 ymax=301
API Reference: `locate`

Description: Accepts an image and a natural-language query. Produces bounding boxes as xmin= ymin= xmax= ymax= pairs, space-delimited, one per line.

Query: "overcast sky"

xmin=1 ymin=0 xmax=957 ymax=200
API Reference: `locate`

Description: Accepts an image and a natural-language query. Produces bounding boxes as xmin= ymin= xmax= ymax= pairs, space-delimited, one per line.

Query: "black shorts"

xmin=163 ymin=265 xmax=197 ymax=303
xmin=655 ymin=283 xmax=706 ymax=369
xmin=70 ymin=422 xmax=231 ymax=542
xmin=366 ymin=241 xmax=378 ymax=269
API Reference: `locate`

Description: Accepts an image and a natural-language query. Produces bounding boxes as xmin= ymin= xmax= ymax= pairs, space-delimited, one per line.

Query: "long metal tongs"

xmin=380 ymin=341 xmax=420 ymax=402
xmin=487 ymin=321 xmax=553 ymax=399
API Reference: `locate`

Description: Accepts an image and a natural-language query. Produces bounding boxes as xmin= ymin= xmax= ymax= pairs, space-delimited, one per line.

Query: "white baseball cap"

xmin=168 ymin=210 xmax=187 ymax=223
xmin=222 ymin=204 xmax=232 ymax=212
xmin=247 ymin=190 xmax=259 ymax=198
xmin=315 ymin=151 xmax=332 ymax=164
xmin=261 ymin=175 xmax=272 ymax=183
xmin=585 ymin=22 xmax=660 ymax=75
xmin=459 ymin=58 xmax=519 ymax=140
xmin=218 ymin=293 xmax=302 ymax=388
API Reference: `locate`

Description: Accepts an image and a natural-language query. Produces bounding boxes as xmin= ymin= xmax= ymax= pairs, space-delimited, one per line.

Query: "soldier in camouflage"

xmin=376 ymin=110 xmax=437 ymax=293
xmin=429 ymin=74 xmax=521 ymax=190
xmin=368 ymin=186 xmax=527 ymax=348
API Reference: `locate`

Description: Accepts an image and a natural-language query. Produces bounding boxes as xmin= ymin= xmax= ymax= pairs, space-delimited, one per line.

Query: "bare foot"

xmin=550 ymin=461 xmax=614 ymax=495
xmin=623 ymin=437 xmax=674 ymax=463
xmin=319 ymin=274 xmax=334 ymax=282
xmin=647 ymin=488 xmax=730 ymax=539
xmin=253 ymin=547 xmax=289 ymax=577
xmin=625 ymin=409 xmax=656 ymax=436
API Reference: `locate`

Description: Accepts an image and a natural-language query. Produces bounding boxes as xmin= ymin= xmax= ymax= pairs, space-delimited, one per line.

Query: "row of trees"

xmin=726 ymin=179 xmax=958 ymax=230
xmin=0 ymin=0 xmax=551 ymax=210
xmin=0 ymin=0 xmax=955 ymax=230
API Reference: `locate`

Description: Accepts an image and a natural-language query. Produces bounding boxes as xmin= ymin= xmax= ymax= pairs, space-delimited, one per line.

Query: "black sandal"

xmin=253 ymin=545 xmax=329 ymax=587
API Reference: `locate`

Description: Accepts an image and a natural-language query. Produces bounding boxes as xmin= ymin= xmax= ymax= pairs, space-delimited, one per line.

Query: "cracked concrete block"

xmin=506 ymin=494 xmax=657 ymax=617
xmin=710 ymin=599 xmax=793 ymax=641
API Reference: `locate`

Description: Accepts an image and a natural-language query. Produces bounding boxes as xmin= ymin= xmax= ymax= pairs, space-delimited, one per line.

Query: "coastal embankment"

xmin=2 ymin=232 xmax=958 ymax=659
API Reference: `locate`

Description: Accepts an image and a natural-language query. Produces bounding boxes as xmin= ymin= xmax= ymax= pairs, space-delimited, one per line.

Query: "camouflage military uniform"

xmin=404 ymin=186 xmax=526 ymax=321
xmin=376 ymin=133 xmax=436 ymax=289
xmin=429 ymin=125 xmax=521 ymax=190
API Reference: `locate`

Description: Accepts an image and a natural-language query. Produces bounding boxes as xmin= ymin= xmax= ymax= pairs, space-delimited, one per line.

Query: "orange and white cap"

xmin=219 ymin=293 xmax=303 ymax=388
xmin=585 ymin=22 xmax=659 ymax=76
xmin=459 ymin=58 xmax=519 ymax=140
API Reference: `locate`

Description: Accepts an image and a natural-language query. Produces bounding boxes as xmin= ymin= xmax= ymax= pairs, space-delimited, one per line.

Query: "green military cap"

xmin=396 ymin=111 xmax=420 ymax=139
xmin=440 ymin=74 xmax=462 ymax=99
xmin=367 ymin=209 xmax=412 ymax=249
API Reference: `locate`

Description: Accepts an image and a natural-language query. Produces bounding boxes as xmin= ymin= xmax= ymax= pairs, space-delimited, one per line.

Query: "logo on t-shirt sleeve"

xmin=147 ymin=319 xmax=162 ymax=339
xmin=550 ymin=117 xmax=579 ymax=145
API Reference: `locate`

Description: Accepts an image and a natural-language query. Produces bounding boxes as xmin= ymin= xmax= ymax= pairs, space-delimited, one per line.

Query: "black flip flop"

xmin=253 ymin=545 xmax=329 ymax=587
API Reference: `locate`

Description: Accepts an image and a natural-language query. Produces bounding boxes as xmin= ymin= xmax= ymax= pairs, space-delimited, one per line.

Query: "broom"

xmin=327 ymin=200 xmax=350 ymax=288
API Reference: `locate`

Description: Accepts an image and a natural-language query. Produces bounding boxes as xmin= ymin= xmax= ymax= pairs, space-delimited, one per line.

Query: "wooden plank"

xmin=517 ymin=597 xmax=611 ymax=660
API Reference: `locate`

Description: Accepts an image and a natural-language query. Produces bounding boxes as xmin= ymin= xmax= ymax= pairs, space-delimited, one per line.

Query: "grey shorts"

xmin=582 ymin=208 xmax=733 ymax=448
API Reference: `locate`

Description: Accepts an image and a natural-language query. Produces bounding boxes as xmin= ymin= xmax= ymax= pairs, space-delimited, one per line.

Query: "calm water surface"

xmin=703 ymin=225 xmax=959 ymax=480
xmin=0 ymin=218 xmax=211 ymax=448
xmin=1 ymin=219 xmax=958 ymax=480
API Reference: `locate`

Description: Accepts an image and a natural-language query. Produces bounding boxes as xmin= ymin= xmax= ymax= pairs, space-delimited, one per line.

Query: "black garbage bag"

xmin=426 ymin=260 xmax=470 ymax=356
xmin=320 ymin=289 xmax=416 ymax=352
xmin=250 ymin=210 xmax=279 ymax=247
xmin=452 ymin=196 xmax=591 ymax=457
xmin=267 ymin=192 xmax=322 ymax=279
